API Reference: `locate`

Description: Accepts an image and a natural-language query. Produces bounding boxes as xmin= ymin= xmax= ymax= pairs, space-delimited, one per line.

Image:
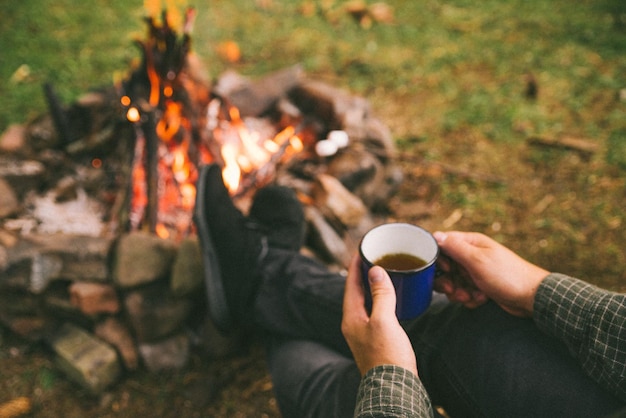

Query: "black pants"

xmin=255 ymin=248 xmax=623 ymax=417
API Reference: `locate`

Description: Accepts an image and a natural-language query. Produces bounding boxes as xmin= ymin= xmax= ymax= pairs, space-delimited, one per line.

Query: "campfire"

xmin=0 ymin=9 xmax=400 ymax=393
xmin=118 ymin=9 xmax=311 ymax=242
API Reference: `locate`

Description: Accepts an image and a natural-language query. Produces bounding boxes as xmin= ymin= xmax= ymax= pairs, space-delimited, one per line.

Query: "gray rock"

xmin=124 ymin=283 xmax=192 ymax=343
xmin=170 ymin=236 xmax=203 ymax=297
xmin=0 ymin=179 xmax=19 ymax=218
xmin=138 ymin=333 xmax=190 ymax=372
xmin=94 ymin=317 xmax=139 ymax=371
xmin=49 ymin=323 xmax=121 ymax=394
xmin=1 ymin=233 xmax=112 ymax=293
xmin=114 ymin=231 xmax=177 ymax=288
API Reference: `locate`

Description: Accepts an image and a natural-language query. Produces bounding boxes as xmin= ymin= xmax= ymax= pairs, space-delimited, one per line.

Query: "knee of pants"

xmin=267 ymin=338 xmax=361 ymax=418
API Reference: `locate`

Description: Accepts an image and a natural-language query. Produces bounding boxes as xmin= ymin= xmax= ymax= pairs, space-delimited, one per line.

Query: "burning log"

xmin=232 ymin=126 xmax=304 ymax=198
xmin=118 ymin=8 xmax=213 ymax=239
xmin=144 ymin=110 xmax=160 ymax=233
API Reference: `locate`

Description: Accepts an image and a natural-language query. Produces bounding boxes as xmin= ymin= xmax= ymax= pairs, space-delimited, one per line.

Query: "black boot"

xmin=249 ymin=185 xmax=306 ymax=252
xmin=194 ymin=164 xmax=266 ymax=333
xmin=194 ymin=164 xmax=308 ymax=334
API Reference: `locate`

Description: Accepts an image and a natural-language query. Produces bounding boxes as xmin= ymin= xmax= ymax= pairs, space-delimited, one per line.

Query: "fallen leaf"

xmin=216 ymin=41 xmax=241 ymax=63
xmin=0 ymin=397 xmax=31 ymax=418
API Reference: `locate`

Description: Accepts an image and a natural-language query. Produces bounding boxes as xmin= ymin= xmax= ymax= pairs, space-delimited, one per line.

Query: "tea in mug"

xmin=374 ymin=252 xmax=427 ymax=271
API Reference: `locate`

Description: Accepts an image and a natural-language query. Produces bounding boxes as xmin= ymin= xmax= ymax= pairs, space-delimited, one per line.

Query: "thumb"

xmin=368 ymin=266 xmax=397 ymax=318
xmin=434 ymin=231 xmax=478 ymax=265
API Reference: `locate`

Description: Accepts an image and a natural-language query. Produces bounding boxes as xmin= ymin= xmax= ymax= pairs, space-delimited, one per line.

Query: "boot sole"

xmin=194 ymin=164 xmax=233 ymax=333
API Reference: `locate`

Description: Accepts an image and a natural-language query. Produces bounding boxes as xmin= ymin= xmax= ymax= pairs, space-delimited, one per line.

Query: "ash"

xmin=30 ymin=188 xmax=104 ymax=236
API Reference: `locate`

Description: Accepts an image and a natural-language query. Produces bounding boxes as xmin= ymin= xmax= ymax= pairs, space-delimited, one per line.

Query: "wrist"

xmin=519 ymin=267 xmax=550 ymax=316
xmin=497 ymin=266 xmax=549 ymax=317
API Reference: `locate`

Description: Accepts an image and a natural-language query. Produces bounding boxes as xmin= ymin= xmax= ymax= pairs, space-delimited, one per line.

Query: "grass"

xmin=3 ymin=1 xmax=625 ymax=138
xmin=1 ymin=0 xmax=144 ymax=128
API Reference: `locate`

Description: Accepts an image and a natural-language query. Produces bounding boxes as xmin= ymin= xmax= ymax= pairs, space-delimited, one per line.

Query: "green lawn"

xmin=3 ymin=0 xmax=625 ymax=138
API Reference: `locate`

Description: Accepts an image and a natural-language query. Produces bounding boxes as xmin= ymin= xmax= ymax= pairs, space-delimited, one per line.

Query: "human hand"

xmin=341 ymin=255 xmax=418 ymax=377
xmin=433 ymin=231 xmax=549 ymax=317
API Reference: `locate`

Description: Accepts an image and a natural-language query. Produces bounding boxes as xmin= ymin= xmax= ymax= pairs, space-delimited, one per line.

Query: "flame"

xmin=132 ymin=165 xmax=147 ymax=210
xmin=156 ymin=101 xmax=183 ymax=142
xmin=144 ymin=0 xmax=187 ymax=29
xmin=172 ymin=148 xmax=190 ymax=182
xmin=180 ymin=183 xmax=196 ymax=210
xmin=126 ymin=84 xmax=305 ymax=237
xmin=274 ymin=125 xmax=295 ymax=145
xmin=156 ymin=223 xmax=170 ymax=239
xmin=290 ymin=135 xmax=304 ymax=153
xmin=221 ymin=143 xmax=241 ymax=192
xmin=147 ymin=64 xmax=160 ymax=107
xmin=214 ymin=107 xmax=304 ymax=194
xmin=155 ymin=98 xmax=200 ymax=239
xmin=126 ymin=106 xmax=141 ymax=123
xmin=144 ymin=0 xmax=162 ymax=20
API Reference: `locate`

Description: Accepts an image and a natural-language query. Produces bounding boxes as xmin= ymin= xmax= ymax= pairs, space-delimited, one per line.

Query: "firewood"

xmin=399 ymin=153 xmax=505 ymax=185
xmin=527 ymin=135 xmax=599 ymax=157
xmin=0 ymin=397 xmax=31 ymax=418
xmin=143 ymin=111 xmax=159 ymax=233
xmin=215 ymin=65 xmax=304 ymax=117
xmin=43 ymin=82 xmax=73 ymax=145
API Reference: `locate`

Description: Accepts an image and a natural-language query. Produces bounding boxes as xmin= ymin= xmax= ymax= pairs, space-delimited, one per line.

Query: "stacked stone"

xmin=0 ymin=230 xmax=205 ymax=393
xmin=0 ymin=65 xmax=402 ymax=394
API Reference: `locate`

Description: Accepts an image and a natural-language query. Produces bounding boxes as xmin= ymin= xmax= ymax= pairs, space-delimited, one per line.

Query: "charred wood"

xmin=143 ymin=111 xmax=159 ymax=233
xmin=43 ymin=83 xmax=73 ymax=147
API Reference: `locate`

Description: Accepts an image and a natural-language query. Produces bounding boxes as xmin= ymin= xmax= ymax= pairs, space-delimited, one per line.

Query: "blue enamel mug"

xmin=359 ymin=223 xmax=439 ymax=320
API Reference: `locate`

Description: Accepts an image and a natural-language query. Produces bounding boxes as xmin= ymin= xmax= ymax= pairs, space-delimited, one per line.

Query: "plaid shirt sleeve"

xmin=534 ymin=273 xmax=626 ymax=402
xmin=354 ymin=365 xmax=433 ymax=418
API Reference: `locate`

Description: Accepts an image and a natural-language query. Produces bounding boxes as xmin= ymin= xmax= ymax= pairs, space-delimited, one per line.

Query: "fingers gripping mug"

xmin=359 ymin=223 xmax=439 ymax=320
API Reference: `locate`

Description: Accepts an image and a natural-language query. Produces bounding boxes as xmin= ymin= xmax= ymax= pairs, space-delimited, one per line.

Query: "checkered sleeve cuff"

xmin=534 ymin=273 xmax=626 ymax=402
xmin=354 ymin=365 xmax=433 ymax=418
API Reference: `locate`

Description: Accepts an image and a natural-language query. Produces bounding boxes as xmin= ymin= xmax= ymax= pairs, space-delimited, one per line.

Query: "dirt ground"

xmin=0 ymin=329 xmax=278 ymax=417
